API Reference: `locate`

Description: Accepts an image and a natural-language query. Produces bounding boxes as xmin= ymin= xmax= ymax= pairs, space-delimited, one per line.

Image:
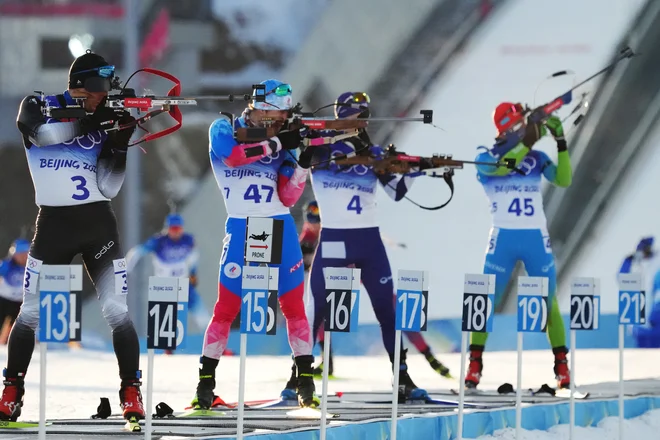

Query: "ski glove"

xmin=545 ymin=116 xmax=567 ymax=151
xmin=79 ymin=97 xmax=120 ymax=134
xmin=276 ymin=128 xmax=303 ymax=150
xmin=104 ymin=112 xmax=136 ymax=153
xmin=297 ymin=146 xmax=316 ymax=169
xmin=545 ymin=116 xmax=565 ymax=140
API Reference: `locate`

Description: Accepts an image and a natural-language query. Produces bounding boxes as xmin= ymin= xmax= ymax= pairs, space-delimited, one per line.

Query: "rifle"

xmin=232 ymin=102 xmax=433 ymax=146
xmin=328 ymin=144 xmax=516 ymax=211
xmin=39 ymin=68 xmax=265 ymax=146
xmin=331 ymin=144 xmax=513 ymax=175
xmin=491 ymin=46 xmax=636 ymax=157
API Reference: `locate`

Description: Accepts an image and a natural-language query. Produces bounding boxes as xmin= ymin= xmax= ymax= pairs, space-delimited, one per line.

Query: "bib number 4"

xmin=508 ymin=197 xmax=534 ymax=216
xmin=347 ymin=195 xmax=362 ymax=214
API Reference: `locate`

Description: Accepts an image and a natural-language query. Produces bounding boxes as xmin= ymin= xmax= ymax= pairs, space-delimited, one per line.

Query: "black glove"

xmin=276 ymin=128 xmax=302 ymax=150
xmin=298 ymin=146 xmax=315 ymax=169
xmin=521 ymin=118 xmax=544 ymax=148
xmin=104 ymin=112 xmax=136 ymax=153
xmin=79 ymin=97 xmax=119 ymax=134
xmin=419 ymin=157 xmax=434 ymax=170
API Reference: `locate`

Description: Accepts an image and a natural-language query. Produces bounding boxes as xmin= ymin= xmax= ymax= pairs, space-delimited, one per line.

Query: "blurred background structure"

xmin=0 ymin=0 xmax=655 ymax=348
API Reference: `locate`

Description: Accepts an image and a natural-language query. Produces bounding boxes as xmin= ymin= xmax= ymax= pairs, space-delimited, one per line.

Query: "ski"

xmin=184 ymin=395 xmax=283 ymax=410
xmin=449 ymin=384 xmax=590 ymax=400
xmin=249 ymin=398 xmax=300 ymax=409
xmin=334 ymin=391 xmax=490 ymax=408
xmin=123 ymin=416 xmax=141 ymax=432
xmin=177 ymin=408 xmax=226 ymax=418
xmin=286 ymin=407 xmax=338 ymax=419
xmin=340 ymin=397 xmax=488 ymax=408
xmin=0 ymin=420 xmax=53 ymax=429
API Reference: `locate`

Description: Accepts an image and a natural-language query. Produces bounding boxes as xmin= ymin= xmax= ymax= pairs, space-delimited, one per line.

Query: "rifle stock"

xmin=331 ymin=153 xmax=467 ymax=175
xmin=233 ymin=119 xmax=369 ymax=143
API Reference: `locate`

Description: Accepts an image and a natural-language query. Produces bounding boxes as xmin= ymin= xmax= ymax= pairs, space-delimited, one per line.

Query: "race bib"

xmin=23 ymin=255 xmax=43 ymax=295
xmin=543 ymin=235 xmax=552 ymax=254
xmin=487 ymin=228 xmax=500 ymax=255
xmin=113 ymin=258 xmax=128 ymax=295
xmin=220 ymin=234 xmax=231 ymax=265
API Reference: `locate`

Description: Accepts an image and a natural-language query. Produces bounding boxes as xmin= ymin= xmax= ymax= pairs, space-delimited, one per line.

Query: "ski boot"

xmin=0 ymin=371 xmax=25 ymax=421
xmin=280 ymin=360 xmax=298 ymax=401
xmin=191 ymin=357 xmax=218 ymax=409
xmin=422 ymin=348 xmax=452 ymax=378
xmin=465 ymin=344 xmax=484 ymax=389
xmin=394 ymin=349 xmax=429 ymax=403
xmin=119 ymin=377 xmax=145 ymax=420
xmin=313 ymin=342 xmax=334 ymax=378
xmin=553 ymin=346 xmax=571 ymax=389
xmin=295 ymin=355 xmax=320 ymax=408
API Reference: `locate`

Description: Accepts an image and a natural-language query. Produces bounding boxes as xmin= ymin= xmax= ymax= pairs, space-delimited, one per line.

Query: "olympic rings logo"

xmin=260 ymin=151 xmax=280 ymax=165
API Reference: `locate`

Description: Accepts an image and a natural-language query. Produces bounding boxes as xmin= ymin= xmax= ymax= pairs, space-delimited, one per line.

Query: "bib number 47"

xmin=243 ymin=184 xmax=274 ymax=203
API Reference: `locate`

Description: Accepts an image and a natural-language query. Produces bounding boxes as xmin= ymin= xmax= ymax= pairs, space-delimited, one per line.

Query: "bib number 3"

xmin=71 ymin=176 xmax=90 ymax=201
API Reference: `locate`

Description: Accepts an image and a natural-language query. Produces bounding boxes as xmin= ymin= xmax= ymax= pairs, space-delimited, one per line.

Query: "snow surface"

xmin=477 ymin=409 xmax=660 ymax=440
xmin=2 ymin=345 xmax=659 ymax=439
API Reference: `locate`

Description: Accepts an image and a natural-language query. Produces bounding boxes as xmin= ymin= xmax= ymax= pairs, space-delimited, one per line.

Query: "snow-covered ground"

xmin=1 ymin=346 xmax=659 ymax=439
xmin=478 ymin=409 xmax=660 ymax=440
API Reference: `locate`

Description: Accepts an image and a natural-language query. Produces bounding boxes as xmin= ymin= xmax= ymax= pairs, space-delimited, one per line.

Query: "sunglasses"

xmin=265 ymin=84 xmax=292 ymax=97
xmin=74 ymin=65 xmax=116 ymax=78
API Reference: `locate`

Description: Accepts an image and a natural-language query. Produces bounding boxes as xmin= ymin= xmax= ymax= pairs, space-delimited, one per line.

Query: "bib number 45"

xmin=508 ymin=197 xmax=534 ymax=216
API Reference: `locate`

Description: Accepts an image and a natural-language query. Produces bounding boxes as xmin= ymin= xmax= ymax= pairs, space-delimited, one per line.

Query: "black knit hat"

xmin=68 ymin=50 xmax=113 ymax=92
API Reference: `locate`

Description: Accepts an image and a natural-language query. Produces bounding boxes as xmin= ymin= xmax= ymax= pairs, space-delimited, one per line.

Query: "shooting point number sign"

xmin=68 ymin=265 xmax=83 ymax=342
xmin=324 ymin=267 xmax=360 ymax=332
xmin=570 ymin=277 xmax=600 ymax=330
xmin=517 ymin=276 xmax=549 ymax=332
xmin=396 ymin=270 xmax=429 ymax=332
xmin=462 ymin=274 xmax=495 ymax=332
xmin=38 ymin=265 xmax=84 ymax=343
xmin=244 ymin=217 xmax=284 ymax=265
xmin=241 ymin=266 xmax=279 ymax=335
xmin=617 ymin=273 xmax=646 ymax=325
xmin=38 ymin=266 xmax=71 ymax=343
xmin=147 ymin=277 xmax=178 ymax=350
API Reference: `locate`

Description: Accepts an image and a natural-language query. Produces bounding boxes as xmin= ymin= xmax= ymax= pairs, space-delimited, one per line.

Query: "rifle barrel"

xmin=568 ymin=46 xmax=635 ymax=93
xmin=183 ymin=95 xmax=253 ymax=101
xmin=301 ymin=116 xmax=427 ymax=122
xmin=141 ymin=95 xmax=252 ymax=101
